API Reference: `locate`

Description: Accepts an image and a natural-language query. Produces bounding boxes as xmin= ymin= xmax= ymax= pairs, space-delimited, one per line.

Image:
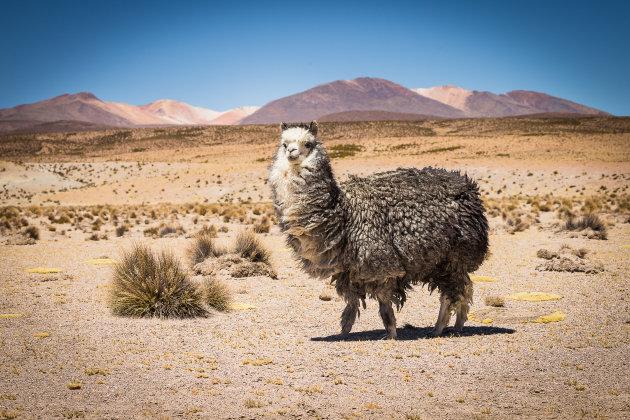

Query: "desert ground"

xmin=1 ymin=117 xmax=629 ymax=419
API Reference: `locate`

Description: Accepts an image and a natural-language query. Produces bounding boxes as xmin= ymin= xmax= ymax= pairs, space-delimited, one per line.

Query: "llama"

xmin=269 ymin=121 xmax=488 ymax=338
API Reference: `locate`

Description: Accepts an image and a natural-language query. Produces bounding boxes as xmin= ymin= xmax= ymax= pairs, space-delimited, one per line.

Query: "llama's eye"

xmin=282 ymin=143 xmax=287 ymax=149
xmin=305 ymin=142 xmax=313 ymax=149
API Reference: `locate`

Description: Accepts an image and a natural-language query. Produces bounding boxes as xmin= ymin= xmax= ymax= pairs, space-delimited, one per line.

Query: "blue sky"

xmin=1 ymin=0 xmax=628 ymax=115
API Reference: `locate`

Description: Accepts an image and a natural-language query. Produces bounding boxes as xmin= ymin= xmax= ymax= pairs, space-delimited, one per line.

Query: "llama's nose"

xmin=287 ymin=145 xmax=299 ymax=159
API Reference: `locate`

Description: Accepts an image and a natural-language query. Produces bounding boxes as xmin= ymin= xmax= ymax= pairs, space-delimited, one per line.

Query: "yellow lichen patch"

xmin=230 ymin=303 xmax=257 ymax=310
xmin=620 ymin=245 xmax=630 ymax=249
xmin=467 ymin=310 xmax=483 ymax=323
xmin=34 ymin=333 xmax=50 ymax=338
xmin=85 ymin=259 xmax=118 ymax=265
xmin=27 ymin=267 xmax=62 ymax=274
xmin=532 ymin=311 xmax=566 ymax=323
xmin=67 ymin=381 xmax=82 ymax=390
xmin=471 ymin=276 xmax=499 ymax=282
xmin=468 ymin=310 xmax=495 ymax=324
xmin=505 ymin=292 xmax=563 ymax=302
xmin=242 ymin=358 xmax=273 ymax=366
xmin=0 ymin=314 xmax=22 ymax=319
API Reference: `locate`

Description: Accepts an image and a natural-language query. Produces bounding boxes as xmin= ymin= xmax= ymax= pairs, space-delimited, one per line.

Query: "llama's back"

xmin=340 ymin=167 xmax=488 ymax=280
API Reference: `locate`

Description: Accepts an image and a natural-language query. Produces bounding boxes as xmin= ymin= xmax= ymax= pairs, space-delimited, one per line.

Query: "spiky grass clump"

xmin=563 ymin=213 xmax=607 ymax=239
xmin=202 ymin=278 xmax=232 ymax=312
xmin=186 ymin=233 xmax=227 ymax=266
xmin=484 ymin=295 xmax=505 ymax=307
xmin=564 ymin=213 xmax=606 ymax=232
xmin=110 ymin=244 xmax=206 ymax=318
xmin=115 ymin=224 xmax=129 ymax=237
xmin=234 ymin=230 xmax=270 ymax=263
xmin=23 ymin=226 xmax=40 ymax=240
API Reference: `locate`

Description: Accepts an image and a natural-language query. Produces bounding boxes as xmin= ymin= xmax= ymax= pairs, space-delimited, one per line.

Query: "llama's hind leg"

xmin=378 ymin=299 xmax=397 ymax=339
xmin=454 ymin=276 xmax=473 ymax=333
xmin=431 ymin=294 xmax=452 ymax=337
xmin=340 ymin=301 xmax=359 ymax=338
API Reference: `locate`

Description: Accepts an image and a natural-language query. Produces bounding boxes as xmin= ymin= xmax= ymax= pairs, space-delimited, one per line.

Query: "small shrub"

xmin=196 ymin=224 xmax=217 ymax=237
xmin=110 ymin=244 xmax=206 ymax=318
xmin=116 ymin=225 xmax=129 ymax=237
xmin=203 ymin=278 xmax=232 ymax=311
xmin=563 ymin=213 xmax=607 ymax=239
xmin=143 ymin=226 xmax=158 ymax=237
xmin=253 ymin=216 xmax=270 ymax=233
xmin=234 ymin=230 xmax=270 ymax=263
xmin=158 ymin=224 xmax=185 ymax=237
xmin=244 ymin=398 xmax=264 ymax=409
xmin=53 ymin=213 xmax=72 ymax=224
xmin=23 ymin=226 xmax=40 ymax=240
xmin=186 ymin=233 xmax=226 ymax=266
xmin=484 ymin=296 xmax=505 ymax=307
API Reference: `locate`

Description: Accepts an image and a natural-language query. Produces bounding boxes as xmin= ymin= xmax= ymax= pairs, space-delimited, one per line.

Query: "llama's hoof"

xmin=381 ymin=331 xmax=397 ymax=340
xmin=430 ymin=328 xmax=443 ymax=337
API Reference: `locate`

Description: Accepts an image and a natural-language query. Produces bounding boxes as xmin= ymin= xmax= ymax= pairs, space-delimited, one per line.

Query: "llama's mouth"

xmin=287 ymin=155 xmax=299 ymax=162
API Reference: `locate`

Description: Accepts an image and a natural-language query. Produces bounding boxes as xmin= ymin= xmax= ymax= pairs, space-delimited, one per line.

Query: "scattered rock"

xmin=193 ymin=253 xmax=277 ymax=279
xmin=536 ymin=246 xmax=603 ymax=273
xmin=6 ymin=235 xmax=36 ymax=245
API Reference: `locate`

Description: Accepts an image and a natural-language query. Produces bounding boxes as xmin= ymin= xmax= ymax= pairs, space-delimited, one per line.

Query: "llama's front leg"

xmin=378 ymin=300 xmax=397 ymax=339
xmin=340 ymin=301 xmax=359 ymax=338
xmin=454 ymin=302 xmax=469 ymax=333
xmin=454 ymin=275 xmax=473 ymax=333
xmin=431 ymin=294 xmax=452 ymax=337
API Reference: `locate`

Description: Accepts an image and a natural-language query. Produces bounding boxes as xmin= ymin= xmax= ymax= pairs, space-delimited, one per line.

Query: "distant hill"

xmin=412 ymin=85 xmax=609 ymax=117
xmin=317 ymin=110 xmax=447 ymax=122
xmin=0 ymin=94 xmax=258 ymax=134
xmin=240 ymin=78 xmax=465 ymax=124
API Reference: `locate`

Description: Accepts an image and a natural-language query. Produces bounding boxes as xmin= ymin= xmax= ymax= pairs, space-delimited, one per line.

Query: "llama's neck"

xmin=270 ymin=149 xmax=345 ymax=277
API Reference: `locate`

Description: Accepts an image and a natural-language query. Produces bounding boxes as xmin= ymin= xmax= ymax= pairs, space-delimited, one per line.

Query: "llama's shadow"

xmin=311 ymin=324 xmax=515 ymax=342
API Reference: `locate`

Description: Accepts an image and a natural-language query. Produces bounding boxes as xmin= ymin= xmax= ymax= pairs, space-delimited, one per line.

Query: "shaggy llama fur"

xmin=269 ymin=121 xmax=489 ymax=338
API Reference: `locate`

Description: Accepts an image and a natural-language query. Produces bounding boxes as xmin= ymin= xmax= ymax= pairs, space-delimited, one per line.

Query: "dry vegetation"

xmin=110 ymin=243 xmax=206 ymax=318
xmin=1 ymin=117 xmax=629 ymax=418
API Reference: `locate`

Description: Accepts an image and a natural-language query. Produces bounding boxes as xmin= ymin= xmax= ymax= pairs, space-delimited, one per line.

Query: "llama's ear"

xmin=280 ymin=122 xmax=288 ymax=131
xmin=308 ymin=120 xmax=318 ymax=136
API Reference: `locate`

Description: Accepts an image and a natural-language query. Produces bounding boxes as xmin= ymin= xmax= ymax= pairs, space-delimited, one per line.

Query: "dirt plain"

xmin=1 ymin=117 xmax=630 ymax=419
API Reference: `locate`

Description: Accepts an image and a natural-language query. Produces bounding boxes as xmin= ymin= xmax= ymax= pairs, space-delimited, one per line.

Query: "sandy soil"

xmin=1 ymin=120 xmax=629 ymax=419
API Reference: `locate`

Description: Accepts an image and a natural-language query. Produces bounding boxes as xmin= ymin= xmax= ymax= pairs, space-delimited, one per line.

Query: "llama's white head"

xmin=279 ymin=121 xmax=319 ymax=165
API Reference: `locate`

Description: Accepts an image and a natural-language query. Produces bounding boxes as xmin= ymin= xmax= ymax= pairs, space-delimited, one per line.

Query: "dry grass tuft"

xmin=563 ymin=213 xmax=607 ymax=239
xmin=234 ymin=230 xmax=270 ymax=264
xmin=484 ymin=295 xmax=505 ymax=307
xmin=115 ymin=224 xmax=129 ymax=237
xmin=110 ymin=244 xmax=206 ymax=318
xmin=202 ymin=278 xmax=232 ymax=312
xmin=22 ymin=225 xmax=40 ymax=240
xmin=186 ymin=233 xmax=226 ymax=266
xmin=253 ymin=216 xmax=270 ymax=233
xmin=158 ymin=223 xmax=185 ymax=237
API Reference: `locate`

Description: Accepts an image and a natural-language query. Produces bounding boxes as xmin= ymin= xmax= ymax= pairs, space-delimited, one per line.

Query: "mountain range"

xmin=0 ymin=78 xmax=609 ymax=134
xmin=0 ymin=93 xmax=260 ymax=134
